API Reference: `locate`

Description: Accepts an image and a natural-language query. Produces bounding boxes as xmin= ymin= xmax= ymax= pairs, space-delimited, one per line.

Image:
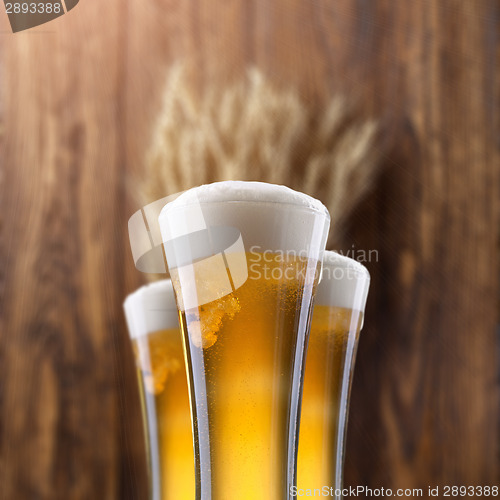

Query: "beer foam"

xmin=159 ymin=181 xmax=330 ymax=265
xmin=162 ymin=181 xmax=329 ymax=215
xmin=316 ymin=251 xmax=370 ymax=313
xmin=123 ymin=280 xmax=179 ymax=339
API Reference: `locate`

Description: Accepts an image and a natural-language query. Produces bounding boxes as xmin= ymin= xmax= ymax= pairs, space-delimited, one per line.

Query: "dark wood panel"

xmin=0 ymin=2 xmax=143 ymax=498
xmin=0 ymin=0 xmax=498 ymax=498
xmin=345 ymin=1 xmax=500 ymax=488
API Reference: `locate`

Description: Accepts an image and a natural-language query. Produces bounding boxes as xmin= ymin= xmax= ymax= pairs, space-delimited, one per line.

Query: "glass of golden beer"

xmin=298 ymin=251 xmax=370 ymax=496
xmin=158 ymin=181 xmax=330 ymax=499
xmin=124 ymin=280 xmax=194 ymax=500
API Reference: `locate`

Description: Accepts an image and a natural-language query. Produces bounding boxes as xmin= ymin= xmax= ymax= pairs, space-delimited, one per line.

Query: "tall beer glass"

xmin=124 ymin=280 xmax=194 ymax=500
xmin=158 ymin=181 xmax=330 ymax=499
xmin=298 ymin=251 xmax=370 ymax=496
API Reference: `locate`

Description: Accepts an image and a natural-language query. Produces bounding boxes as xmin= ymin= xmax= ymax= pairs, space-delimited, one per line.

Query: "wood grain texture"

xmin=344 ymin=1 xmax=500 ymax=488
xmin=0 ymin=0 xmax=498 ymax=498
xmin=0 ymin=2 xmax=145 ymax=499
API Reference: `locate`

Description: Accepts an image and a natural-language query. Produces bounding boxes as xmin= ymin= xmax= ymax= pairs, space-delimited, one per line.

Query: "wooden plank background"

xmin=0 ymin=1 xmax=498 ymax=498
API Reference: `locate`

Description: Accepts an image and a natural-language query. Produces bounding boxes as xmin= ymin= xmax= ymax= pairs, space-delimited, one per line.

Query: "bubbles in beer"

xmin=134 ymin=331 xmax=183 ymax=395
xmin=185 ymin=294 xmax=241 ymax=349
xmin=311 ymin=306 xmax=357 ymax=339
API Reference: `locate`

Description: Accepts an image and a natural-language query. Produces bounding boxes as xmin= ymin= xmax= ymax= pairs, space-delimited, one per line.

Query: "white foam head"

xmin=158 ymin=182 xmax=330 ymax=310
xmin=163 ymin=181 xmax=329 ymax=214
xmin=316 ymin=251 xmax=370 ymax=313
xmin=159 ymin=181 xmax=330 ymax=260
xmin=123 ymin=280 xmax=179 ymax=339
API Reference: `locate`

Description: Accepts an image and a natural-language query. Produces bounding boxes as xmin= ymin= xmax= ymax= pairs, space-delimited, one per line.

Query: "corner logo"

xmin=3 ymin=0 xmax=79 ymax=33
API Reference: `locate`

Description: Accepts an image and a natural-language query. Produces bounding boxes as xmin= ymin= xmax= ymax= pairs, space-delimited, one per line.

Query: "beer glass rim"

xmin=322 ymin=250 xmax=370 ymax=277
xmin=159 ymin=181 xmax=330 ymax=220
xmin=123 ymin=279 xmax=179 ymax=339
xmin=316 ymin=251 xmax=370 ymax=312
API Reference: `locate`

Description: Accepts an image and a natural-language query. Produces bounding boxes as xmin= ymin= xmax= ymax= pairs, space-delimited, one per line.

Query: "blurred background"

xmin=1 ymin=1 xmax=498 ymax=498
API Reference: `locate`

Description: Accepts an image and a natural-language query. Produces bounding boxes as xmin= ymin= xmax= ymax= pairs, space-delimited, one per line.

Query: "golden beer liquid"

xmin=173 ymin=252 xmax=319 ymax=500
xmin=133 ymin=328 xmax=195 ymax=500
xmin=298 ymin=306 xmax=362 ymax=490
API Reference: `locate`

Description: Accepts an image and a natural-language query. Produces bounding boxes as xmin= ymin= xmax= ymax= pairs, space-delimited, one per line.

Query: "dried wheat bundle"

xmin=140 ymin=64 xmax=380 ymax=248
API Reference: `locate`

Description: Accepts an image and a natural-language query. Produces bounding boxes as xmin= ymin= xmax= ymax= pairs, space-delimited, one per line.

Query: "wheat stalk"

xmin=138 ymin=64 xmax=380 ymax=252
